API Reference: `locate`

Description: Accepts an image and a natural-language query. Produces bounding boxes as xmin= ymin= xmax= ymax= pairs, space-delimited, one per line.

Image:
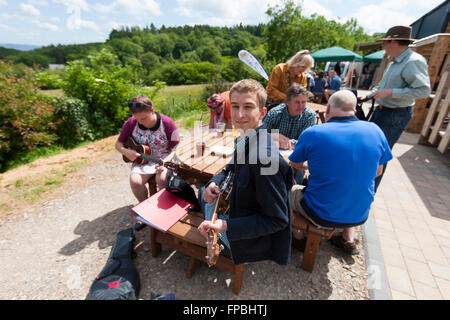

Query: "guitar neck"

xmin=211 ymin=196 xmax=221 ymax=225
xmin=139 ymin=153 xmax=164 ymax=166
xmin=210 ymin=170 xmax=233 ymax=225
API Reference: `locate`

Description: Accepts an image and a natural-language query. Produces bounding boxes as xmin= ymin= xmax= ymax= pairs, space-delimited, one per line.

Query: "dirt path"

xmin=0 ymin=134 xmax=370 ymax=300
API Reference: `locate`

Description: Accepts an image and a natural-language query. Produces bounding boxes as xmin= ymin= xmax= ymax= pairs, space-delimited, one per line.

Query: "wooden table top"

xmin=174 ymin=129 xmax=236 ymax=182
xmin=307 ymin=102 xmax=327 ymax=113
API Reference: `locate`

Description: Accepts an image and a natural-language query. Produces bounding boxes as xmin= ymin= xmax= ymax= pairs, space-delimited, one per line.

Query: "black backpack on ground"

xmin=87 ymin=228 xmax=140 ymax=300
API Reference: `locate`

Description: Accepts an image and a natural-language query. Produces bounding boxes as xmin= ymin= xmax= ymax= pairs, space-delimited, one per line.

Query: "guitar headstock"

xmin=205 ymin=229 xmax=223 ymax=267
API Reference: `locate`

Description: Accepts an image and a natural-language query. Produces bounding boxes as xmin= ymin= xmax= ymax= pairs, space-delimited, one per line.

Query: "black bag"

xmin=166 ymin=174 xmax=201 ymax=210
xmin=87 ymin=228 xmax=140 ymax=300
xmin=355 ymin=93 xmax=376 ymax=121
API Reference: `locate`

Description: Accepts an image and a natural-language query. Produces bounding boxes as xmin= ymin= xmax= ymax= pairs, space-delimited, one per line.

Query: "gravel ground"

xmin=0 ymin=140 xmax=369 ymax=300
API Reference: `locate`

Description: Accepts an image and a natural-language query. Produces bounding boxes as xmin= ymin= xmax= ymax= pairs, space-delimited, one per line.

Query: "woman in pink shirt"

xmin=207 ymin=91 xmax=232 ymax=130
xmin=115 ymin=95 xmax=180 ymax=203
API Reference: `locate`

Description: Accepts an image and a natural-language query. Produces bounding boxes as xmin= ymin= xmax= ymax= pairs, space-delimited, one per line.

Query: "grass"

xmin=154 ymin=83 xmax=207 ymax=121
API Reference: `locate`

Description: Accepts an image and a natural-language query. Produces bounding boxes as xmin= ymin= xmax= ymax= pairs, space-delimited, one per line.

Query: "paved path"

xmin=371 ymin=131 xmax=450 ymax=299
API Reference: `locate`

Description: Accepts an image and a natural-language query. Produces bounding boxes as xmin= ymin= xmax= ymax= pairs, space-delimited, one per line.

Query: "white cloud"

xmin=67 ymin=16 xmax=100 ymax=32
xmin=50 ymin=0 xmax=100 ymax=32
xmin=52 ymin=0 xmax=89 ymax=11
xmin=0 ymin=0 xmax=7 ymax=6
xmin=94 ymin=0 xmax=162 ymax=17
xmin=28 ymin=0 xmax=49 ymax=6
xmin=37 ymin=21 xmax=59 ymax=31
xmin=301 ymin=0 xmax=334 ymax=19
xmin=174 ymin=0 xmax=337 ymax=26
xmin=20 ymin=3 xmax=41 ymax=16
xmin=50 ymin=16 xmax=60 ymax=23
xmin=175 ymin=0 xmax=280 ymax=25
xmin=0 ymin=23 xmax=15 ymax=31
xmin=351 ymin=0 xmax=443 ymax=35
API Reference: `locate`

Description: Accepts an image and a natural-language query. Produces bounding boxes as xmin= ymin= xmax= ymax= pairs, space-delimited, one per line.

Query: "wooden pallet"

xmin=408 ymin=33 xmax=450 ymax=133
xmin=419 ymin=64 xmax=450 ymax=153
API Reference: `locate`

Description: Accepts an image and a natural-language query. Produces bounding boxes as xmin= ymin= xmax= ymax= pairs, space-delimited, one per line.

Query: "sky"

xmin=0 ymin=0 xmax=445 ymax=46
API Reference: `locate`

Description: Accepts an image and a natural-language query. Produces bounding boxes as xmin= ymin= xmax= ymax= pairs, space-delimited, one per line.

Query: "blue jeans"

xmin=370 ymin=107 xmax=413 ymax=149
xmin=370 ymin=107 xmax=413 ymax=191
xmin=198 ymin=187 xmax=231 ymax=250
xmin=294 ymin=170 xmax=305 ymax=185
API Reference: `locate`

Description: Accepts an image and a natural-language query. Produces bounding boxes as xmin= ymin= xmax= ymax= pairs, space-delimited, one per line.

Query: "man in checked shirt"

xmin=263 ymin=83 xmax=316 ymax=184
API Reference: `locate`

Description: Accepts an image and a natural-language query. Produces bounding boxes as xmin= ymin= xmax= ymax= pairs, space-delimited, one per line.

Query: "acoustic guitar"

xmin=205 ymin=170 xmax=233 ymax=267
xmin=122 ymin=136 xmax=153 ymax=165
xmin=122 ymin=136 xmax=180 ymax=174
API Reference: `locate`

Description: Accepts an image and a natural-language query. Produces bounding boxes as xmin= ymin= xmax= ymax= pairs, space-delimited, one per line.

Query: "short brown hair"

xmin=286 ymin=83 xmax=308 ymax=101
xmin=230 ymin=79 xmax=267 ymax=109
xmin=128 ymin=95 xmax=155 ymax=114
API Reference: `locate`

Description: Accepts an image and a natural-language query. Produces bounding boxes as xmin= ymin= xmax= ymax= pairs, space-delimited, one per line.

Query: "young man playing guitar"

xmin=115 ymin=95 xmax=180 ymax=204
xmin=198 ymin=79 xmax=294 ymax=265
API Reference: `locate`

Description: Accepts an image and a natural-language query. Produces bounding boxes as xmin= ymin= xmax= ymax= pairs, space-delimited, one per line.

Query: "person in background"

xmin=115 ymin=95 xmax=180 ymax=230
xmin=288 ymin=90 xmax=393 ymax=254
xmin=324 ymin=70 xmax=341 ymax=102
xmin=363 ymin=25 xmax=430 ymax=192
xmin=312 ymin=71 xmax=327 ymax=104
xmin=264 ymin=83 xmax=316 ymax=149
xmin=207 ymin=91 xmax=232 ymax=130
xmin=334 ymin=61 xmax=342 ymax=76
xmin=263 ymin=83 xmax=316 ymax=184
xmin=306 ymin=70 xmax=316 ymax=91
xmin=266 ymin=50 xmax=315 ymax=110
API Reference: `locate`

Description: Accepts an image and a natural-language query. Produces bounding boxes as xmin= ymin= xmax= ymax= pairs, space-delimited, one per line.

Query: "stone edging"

xmin=361 ymin=212 xmax=392 ymax=300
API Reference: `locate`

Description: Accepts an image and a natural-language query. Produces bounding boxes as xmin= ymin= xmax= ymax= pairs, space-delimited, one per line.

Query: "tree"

xmin=196 ymin=45 xmax=222 ymax=64
xmin=141 ymin=51 xmax=160 ymax=71
xmin=107 ymin=38 xmax=144 ymax=64
xmin=263 ymin=0 xmax=373 ymax=63
xmin=263 ymin=0 xmax=303 ymax=62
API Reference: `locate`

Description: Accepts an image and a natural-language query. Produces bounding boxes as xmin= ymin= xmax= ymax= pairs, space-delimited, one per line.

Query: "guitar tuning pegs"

xmin=219 ymin=245 xmax=224 ymax=251
xmin=205 ymin=255 xmax=210 ymax=259
xmin=217 ymin=233 xmax=222 ymax=239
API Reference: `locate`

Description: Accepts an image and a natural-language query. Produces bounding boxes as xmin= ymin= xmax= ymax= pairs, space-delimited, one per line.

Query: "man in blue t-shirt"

xmin=288 ymin=90 xmax=393 ymax=254
xmin=324 ymin=70 xmax=341 ymax=102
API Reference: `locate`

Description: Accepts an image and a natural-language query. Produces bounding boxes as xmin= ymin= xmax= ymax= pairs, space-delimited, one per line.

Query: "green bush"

xmin=61 ymin=49 xmax=166 ymax=139
xmin=148 ymin=62 xmax=220 ymax=85
xmin=61 ymin=50 xmax=138 ymax=138
xmin=202 ymin=80 xmax=234 ymax=100
xmin=53 ymin=97 xmax=94 ymax=147
xmin=0 ymin=60 xmax=58 ymax=171
xmin=34 ymin=69 xmax=64 ymax=89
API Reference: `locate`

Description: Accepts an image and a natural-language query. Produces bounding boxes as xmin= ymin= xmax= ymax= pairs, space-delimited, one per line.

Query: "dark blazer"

xmin=209 ymin=124 xmax=294 ymax=265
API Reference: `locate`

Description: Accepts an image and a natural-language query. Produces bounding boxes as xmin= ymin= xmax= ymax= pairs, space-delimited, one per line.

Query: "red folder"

xmin=131 ymin=189 xmax=192 ymax=232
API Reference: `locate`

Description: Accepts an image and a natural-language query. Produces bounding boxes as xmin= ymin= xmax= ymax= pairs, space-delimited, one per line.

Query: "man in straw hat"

xmin=363 ymin=25 xmax=430 ymax=191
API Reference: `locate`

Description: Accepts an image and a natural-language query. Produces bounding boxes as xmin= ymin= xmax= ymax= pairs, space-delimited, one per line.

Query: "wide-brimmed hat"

xmin=377 ymin=25 xmax=415 ymax=42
